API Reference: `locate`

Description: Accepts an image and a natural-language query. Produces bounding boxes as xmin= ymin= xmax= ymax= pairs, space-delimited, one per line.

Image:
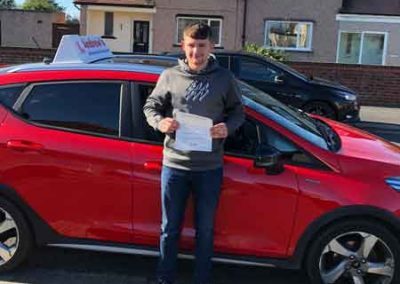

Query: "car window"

xmin=236 ymin=57 xmax=278 ymax=83
xmin=0 ymin=85 xmax=24 ymax=108
xmin=225 ymin=117 xmax=326 ymax=169
xmin=21 ymin=82 xmax=122 ymax=136
xmin=215 ymin=55 xmax=230 ymax=69
xmin=225 ymin=118 xmax=297 ymax=155
xmin=136 ymin=84 xmax=165 ymax=143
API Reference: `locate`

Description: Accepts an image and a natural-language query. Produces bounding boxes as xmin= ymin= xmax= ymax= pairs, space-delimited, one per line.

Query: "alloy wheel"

xmin=0 ymin=208 xmax=19 ymax=266
xmin=303 ymin=101 xmax=336 ymax=120
xmin=319 ymin=231 xmax=394 ymax=284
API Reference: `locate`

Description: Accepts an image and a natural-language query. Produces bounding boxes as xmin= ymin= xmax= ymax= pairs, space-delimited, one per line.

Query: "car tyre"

xmin=303 ymin=101 xmax=337 ymax=120
xmin=0 ymin=197 xmax=33 ymax=272
xmin=306 ymin=219 xmax=400 ymax=284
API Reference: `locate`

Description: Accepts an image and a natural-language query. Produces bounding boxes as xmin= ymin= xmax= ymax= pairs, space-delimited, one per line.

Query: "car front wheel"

xmin=0 ymin=198 xmax=32 ymax=272
xmin=303 ymin=101 xmax=337 ymax=120
xmin=306 ymin=219 xmax=399 ymax=284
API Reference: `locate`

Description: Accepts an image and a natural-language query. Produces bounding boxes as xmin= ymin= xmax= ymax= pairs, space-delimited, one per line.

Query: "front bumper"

xmin=336 ymin=100 xmax=360 ymax=122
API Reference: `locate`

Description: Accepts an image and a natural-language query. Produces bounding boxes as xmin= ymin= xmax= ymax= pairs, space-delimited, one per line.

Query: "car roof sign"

xmin=53 ymin=35 xmax=113 ymax=64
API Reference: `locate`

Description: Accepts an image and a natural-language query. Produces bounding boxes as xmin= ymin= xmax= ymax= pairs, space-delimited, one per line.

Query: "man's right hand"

xmin=158 ymin=118 xmax=179 ymax=133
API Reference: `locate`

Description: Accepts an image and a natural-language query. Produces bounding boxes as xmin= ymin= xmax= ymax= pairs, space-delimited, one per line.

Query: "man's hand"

xmin=158 ymin=118 xmax=179 ymax=133
xmin=210 ymin=123 xmax=228 ymax=139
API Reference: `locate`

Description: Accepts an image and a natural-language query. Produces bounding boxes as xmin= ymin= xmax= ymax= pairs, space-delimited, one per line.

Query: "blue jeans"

xmin=158 ymin=166 xmax=223 ymax=284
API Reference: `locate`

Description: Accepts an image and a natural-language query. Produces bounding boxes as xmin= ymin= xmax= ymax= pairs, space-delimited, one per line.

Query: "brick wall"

xmin=1 ymin=48 xmax=399 ymax=107
xmin=289 ymin=62 xmax=400 ymax=107
xmin=0 ymin=47 xmax=55 ymax=65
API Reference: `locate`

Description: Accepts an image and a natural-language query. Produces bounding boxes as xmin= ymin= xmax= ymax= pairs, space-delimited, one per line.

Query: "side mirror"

xmin=274 ymin=74 xmax=284 ymax=84
xmin=254 ymin=145 xmax=284 ymax=175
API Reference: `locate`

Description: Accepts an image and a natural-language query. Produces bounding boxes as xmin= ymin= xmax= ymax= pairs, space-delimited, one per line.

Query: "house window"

xmin=265 ymin=21 xmax=313 ymax=51
xmin=176 ymin=16 xmax=222 ymax=46
xmin=337 ymin=31 xmax=386 ymax=65
xmin=104 ymin=12 xmax=114 ymax=36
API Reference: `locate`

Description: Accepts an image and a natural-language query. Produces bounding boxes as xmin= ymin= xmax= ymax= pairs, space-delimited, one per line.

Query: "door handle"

xmin=144 ymin=161 xmax=162 ymax=171
xmin=6 ymin=140 xmax=44 ymax=152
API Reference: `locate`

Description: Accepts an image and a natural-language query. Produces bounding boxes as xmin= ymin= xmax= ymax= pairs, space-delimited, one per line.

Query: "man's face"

xmin=181 ymin=35 xmax=213 ymax=71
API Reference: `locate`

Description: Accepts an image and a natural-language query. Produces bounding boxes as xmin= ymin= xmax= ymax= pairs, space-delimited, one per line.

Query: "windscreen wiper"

xmin=314 ymin=120 xmax=340 ymax=151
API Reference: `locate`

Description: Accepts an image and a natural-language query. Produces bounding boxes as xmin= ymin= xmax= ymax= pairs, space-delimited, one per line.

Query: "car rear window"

xmin=215 ymin=55 xmax=230 ymax=69
xmin=21 ymin=82 xmax=122 ymax=136
xmin=0 ymin=85 xmax=25 ymax=108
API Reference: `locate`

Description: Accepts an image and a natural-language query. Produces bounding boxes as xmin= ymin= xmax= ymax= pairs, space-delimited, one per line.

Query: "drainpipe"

xmin=241 ymin=0 xmax=248 ymax=48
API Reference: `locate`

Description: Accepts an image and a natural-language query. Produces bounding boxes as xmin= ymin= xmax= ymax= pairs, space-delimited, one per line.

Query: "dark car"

xmin=159 ymin=51 xmax=359 ymax=122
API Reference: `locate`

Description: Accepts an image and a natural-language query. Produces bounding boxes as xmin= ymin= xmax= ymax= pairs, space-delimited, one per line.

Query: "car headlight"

xmin=345 ymin=94 xmax=357 ymax=101
xmin=386 ymin=177 xmax=400 ymax=192
xmin=334 ymin=91 xmax=357 ymax=101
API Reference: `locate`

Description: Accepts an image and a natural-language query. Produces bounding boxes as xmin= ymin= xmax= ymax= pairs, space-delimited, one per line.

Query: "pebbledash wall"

xmin=0 ymin=47 xmax=398 ymax=107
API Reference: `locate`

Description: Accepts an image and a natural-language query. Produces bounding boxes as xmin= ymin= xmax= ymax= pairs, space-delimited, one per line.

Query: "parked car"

xmin=160 ymin=51 xmax=359 ymax=122
xmin=0 ymin=36 xmax=399 ymax=284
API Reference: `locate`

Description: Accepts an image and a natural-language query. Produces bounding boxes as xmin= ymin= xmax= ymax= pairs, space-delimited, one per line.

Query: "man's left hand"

xmin=210 ymin=123 xmax=228 ymax=139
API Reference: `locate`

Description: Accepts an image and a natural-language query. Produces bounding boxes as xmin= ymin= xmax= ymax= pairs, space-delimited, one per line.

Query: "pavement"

xmin=352 ymin=106 xmax=400 ymax=144
xmin=360 ymin=106 xmax=400 ymax=124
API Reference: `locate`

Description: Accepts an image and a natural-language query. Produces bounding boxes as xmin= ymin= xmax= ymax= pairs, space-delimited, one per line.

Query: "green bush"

xmin=243 ymin=42 xmax=287 ymax=62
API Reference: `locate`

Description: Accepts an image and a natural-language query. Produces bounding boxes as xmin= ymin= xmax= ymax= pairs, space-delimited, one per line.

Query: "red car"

xmin=0 ymin=36 xmax=399 ymax=284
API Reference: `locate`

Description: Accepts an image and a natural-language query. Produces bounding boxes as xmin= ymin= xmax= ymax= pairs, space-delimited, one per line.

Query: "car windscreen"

xmin=238 ymin=81 xmax=329 ymax=150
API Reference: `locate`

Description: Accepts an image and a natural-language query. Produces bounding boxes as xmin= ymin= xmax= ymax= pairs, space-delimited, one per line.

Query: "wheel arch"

xmin=301 ymin=99 xmax=338 ymax=119
xmin=0 ymin=184 xmax=60 ymax=246
xmin=292 ymin=205 xmax=400 ymax=269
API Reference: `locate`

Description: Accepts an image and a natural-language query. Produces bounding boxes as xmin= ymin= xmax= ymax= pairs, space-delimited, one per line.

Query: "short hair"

xmin=183 ymin=23 xmax=213 ymax=41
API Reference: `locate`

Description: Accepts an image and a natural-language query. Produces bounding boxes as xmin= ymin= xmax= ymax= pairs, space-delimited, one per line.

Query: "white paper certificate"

xmin=174 ymin=112 xmax=212 ymax=152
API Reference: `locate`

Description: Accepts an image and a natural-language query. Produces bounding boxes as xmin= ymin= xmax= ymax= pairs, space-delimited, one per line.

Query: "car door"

xmin=232 ymin=56 xmax=304 ymax=107
xmin=130 ymin=83 xmax=300 ymax=257
xmin=0 ymin=81 xmax=133 ymax=243
xmin=215 ymin=117 xmax=300 ymax=257
xmin=129 ymin=83 xmax=165 ymax=246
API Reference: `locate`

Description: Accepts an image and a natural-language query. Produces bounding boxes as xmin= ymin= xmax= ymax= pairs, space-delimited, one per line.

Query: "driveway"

xmin=0 ymin=247 xmax=309 ymax=284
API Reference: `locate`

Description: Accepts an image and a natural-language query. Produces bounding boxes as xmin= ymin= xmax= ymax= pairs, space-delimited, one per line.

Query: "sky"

xmin=15 ymin=0 xmax=80 ymax=17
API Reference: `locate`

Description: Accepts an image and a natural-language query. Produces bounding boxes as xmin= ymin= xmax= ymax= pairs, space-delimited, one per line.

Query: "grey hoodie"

xmin=143 ymin=57 xmax=245 ymax=171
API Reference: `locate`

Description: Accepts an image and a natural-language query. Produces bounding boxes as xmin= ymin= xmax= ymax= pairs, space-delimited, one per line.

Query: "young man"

xmin=144 ymin=23 xmax=244 ymax=284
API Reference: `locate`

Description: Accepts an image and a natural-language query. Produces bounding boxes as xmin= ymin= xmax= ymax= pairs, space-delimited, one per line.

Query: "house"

xmin=336 ymin=0 xmax=400 ymax=65
xmin=75 ymin=0 xmax=400 ymax=65
xmin=244 ymin=0 xmax=342 ymax=63
xmin=0 ymin=9 xmax=65 ymax=49
xmin=75 ymin=0 xmax=243 ymax=53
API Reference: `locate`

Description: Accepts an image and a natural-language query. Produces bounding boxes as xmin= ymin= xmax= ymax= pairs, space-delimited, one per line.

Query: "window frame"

xmin=175 ymin=16 xmax=223 ymax=47
xmin=336 ymin=30 xmax=388 ymax=65
xmin=264 ymin=20 xmax=313 ymax=51
xmin=13 ymin=80 xmax=128 ymax=139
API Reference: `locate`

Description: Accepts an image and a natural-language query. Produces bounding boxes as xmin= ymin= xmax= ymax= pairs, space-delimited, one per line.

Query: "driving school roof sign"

xmin=53 ymin=35 xmax=113 ymax=64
